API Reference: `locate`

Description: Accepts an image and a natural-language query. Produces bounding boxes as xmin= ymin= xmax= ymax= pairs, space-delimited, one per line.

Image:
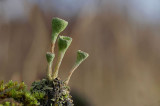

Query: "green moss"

xmin=0 ymin=81 xmax=38 ymax=106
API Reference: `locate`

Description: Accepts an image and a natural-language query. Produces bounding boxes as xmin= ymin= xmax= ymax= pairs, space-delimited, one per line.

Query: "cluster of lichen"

xmin=31 ymin=17 xmax=89 ymax=106
xmin=31 ymin=78 xmax=73 ymax=105
xmin=0 ymin=80 xmax=38 ymax=105
xmin=0 ymin=17 xmax=89 ymax=106
xmin=46 ymin=17 xmax=89 ymax=83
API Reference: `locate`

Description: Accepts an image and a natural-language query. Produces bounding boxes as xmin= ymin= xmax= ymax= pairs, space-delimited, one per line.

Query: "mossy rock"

xmin=31 ymin=78 xmax=73 ymax=106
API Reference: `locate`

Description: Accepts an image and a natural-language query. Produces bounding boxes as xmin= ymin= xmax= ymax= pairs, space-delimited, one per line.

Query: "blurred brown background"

xmin=1 ymin=0 xmax=160 ymax=106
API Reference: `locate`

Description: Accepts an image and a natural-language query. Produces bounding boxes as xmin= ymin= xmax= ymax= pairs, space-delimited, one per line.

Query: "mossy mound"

xmin=31 ymin=78 xmax=73 ymax=106
xmin=0 ymin=80 xmax=38 ymax=106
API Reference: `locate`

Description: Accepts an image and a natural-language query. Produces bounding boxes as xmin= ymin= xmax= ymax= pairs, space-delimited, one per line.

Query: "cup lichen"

xmin=52 ymin=36 xmax=72 ymax=79
xmin=0 ymin=17 xmax=89 ymax=106
xmin=46 ymin=52 xmax=55 ymax=80
xmin=65 ymin=50 xmax=89 ymax=85
xmin=51 ymin=18 xmax=68 ymax=53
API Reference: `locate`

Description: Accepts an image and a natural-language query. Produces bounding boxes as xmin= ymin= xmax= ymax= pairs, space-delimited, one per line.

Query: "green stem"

xmin=47 ymin=62 xmax=53 ymax=80
xmin=46 ymin=52 xmax=55 ymax=80
xmin=52 ymin=52 xmax=64 ymax=79
xmin=51 ymin=33 xmax=58 ymax=53
xmin=65 ymin=50 xmax=89 ymax=84
xmin=65 ymin=64 xmax=79 ymax=85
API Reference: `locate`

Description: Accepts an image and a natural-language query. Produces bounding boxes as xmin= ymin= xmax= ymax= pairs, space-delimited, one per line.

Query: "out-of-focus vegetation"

xmin=0 ymin=0 xmax=160 ymax=106
xmin=0 ymin=80 xmax=38 ymax=105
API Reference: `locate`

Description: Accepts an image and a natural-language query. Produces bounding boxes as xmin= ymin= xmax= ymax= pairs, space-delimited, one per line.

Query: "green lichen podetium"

xmin=51 ymin=18 xmax=68 ymax=44
xmin=51 ymin=18 xmax=68 ymax=53
xmin=0 ymin=17 xmax=89 ymax=105
xmin=46 ymin=52 xmax=55 ymax=80
xmin=58 ymin=36 xmax=72 ymax=52
xmin=30 ymin=17 xmax=89 ymax=106
xmin=76 ymin=50 xmax=89 ymax=65
xmin=52 ymin=36 xmax=72 ymax=79
xmin=65 ymin=50 xmax=89 ymax=85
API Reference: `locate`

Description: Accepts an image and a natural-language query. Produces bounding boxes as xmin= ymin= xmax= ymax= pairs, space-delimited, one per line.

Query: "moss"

xmin=0 ymin=80 xmax=38 ymax=106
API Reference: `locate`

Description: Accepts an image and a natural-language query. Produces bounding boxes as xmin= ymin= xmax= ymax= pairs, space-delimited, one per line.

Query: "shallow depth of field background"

xmin=1 ymin=0 xmax=160 ymax=106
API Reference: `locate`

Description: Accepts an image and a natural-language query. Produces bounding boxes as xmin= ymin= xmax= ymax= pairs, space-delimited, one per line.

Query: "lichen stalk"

xmin=52 ymin=52 xmax=64 ymax=79
xmin=51 ymin=18 xmax=68 ymax=53
xmin=47 ymin=63 xmax=53 ymax=80
xmin=65 ymin=64 xmax=79 ymax=85
xmin=52 ymin=36 xmax=72 ymax=79
xmin=65 ymin=50 xmax=89 ymax=85
xmin=46 ymin=52 xmax=55 ymax=80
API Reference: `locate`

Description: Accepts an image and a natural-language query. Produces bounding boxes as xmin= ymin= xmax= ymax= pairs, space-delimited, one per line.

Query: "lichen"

xmin=0 ymin=17 xmax=89 ymax=106
xmin=30 ymin=78 xmax=73 ymax=106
